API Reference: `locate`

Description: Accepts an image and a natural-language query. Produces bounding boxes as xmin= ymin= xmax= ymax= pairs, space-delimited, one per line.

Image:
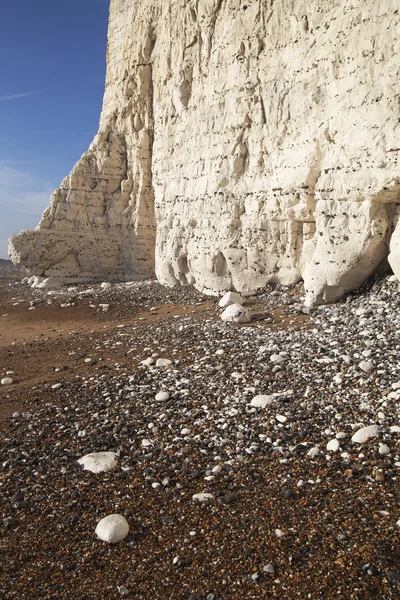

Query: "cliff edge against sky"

xmin=9 ymin=0 xmax=400 ymax=305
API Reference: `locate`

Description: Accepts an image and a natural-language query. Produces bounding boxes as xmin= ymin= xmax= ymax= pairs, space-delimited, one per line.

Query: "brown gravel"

xmin=1 ymin=262 xmax=400 ymax=599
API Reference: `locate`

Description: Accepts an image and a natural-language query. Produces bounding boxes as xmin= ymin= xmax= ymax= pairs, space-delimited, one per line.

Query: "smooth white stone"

xmin=155 ymin=391 xmax=170 ymax=401
xmin=379 ymin=443 xmax=390 ymax=455
xmin=95 ymin=514 xmax=129 ymax=544
xmin=192 ymin=493 xmax=215 ymax=503
xmin=155 ymin=358 xmax=172 ymax=367
xmin=250 ymin=395 xmax=274 ymax=408
xmin=327 ymin=439 xmax=340 ymax=452
xmin=1 ymin=378 xmax=13 ymax=386
xmin=307 ymin=447 xmax=320 ymax=458
xmin=351 ymin=424 xmax=380 ymax=444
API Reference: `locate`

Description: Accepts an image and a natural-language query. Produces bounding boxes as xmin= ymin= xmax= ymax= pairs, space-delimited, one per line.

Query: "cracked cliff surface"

xmin=8 ymin=0 xmax=400 ymax=305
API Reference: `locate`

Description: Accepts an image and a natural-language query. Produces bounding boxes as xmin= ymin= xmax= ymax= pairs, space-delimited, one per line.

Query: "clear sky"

xmin=0 ymin=0 xmax=110 ymax=259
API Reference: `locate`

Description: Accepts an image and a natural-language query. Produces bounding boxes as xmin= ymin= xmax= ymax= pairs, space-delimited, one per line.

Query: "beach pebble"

xmin=156 ymin=358 xmax=172 ymax=367
xmin=78 ymin=452 xmax=118 ymax=473
xmin=95 ymin=514 xmax=129 ymax=544
xmin=327 ymin=439 xmax=340 ymax=452
xmin=359 ymin=360 xmax=373 ymax=372
xmin=155 ymin=391 xmax=169 ymax=401
xmin=379 ymin=443 xmax=390 ymax=455
xmin=270 ymin=354 xmax=285 ymax=364
xmin=1 ymin=377 xmax=13 ymax=386
xmin=250 ymin=395 xmax=274 ymax=408
xmin=192 ymin=493 xmax=215 ymax=503
xmin=351 ymin=425 xmax=380 ymax=444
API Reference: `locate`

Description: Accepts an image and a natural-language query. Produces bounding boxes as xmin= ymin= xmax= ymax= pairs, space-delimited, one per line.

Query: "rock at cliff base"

xmin=219 ymin=291 xmax=244 ymax=308
xmin=220 ymin=304 xmax=251 ymax=324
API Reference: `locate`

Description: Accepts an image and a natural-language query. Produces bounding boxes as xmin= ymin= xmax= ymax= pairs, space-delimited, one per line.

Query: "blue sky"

xmin=0 ymin=0 xmax=110 ymax=258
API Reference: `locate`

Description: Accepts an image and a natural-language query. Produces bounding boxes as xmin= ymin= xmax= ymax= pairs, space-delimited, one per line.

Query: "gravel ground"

xmin=1 ymin=265 xmax=400 ymax=599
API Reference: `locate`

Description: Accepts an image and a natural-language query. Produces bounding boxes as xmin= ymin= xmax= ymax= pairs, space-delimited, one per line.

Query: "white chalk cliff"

xmin=9 ymin=0 xmax=400 ymax=305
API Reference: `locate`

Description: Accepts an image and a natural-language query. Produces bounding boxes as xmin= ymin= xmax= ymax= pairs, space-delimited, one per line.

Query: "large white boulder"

xmin=220 ymin=304 xmax=251 ymax=324
xmin=219 ymin=291 xmax=244 ymax=308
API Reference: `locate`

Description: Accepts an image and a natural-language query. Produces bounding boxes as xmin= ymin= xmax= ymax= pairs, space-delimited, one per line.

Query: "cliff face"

xmin=9 ymin=0 xmax=400 ymax=305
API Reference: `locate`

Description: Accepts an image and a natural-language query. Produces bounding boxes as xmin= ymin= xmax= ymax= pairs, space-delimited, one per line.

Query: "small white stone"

xmin=276 ymin=414 xmax=287 ymax=424
xmin=307 ymin=447 xmax=320 ymax=458
xmin=274 ymin=529 xmax=283 ymax=538
xmin=220 ymin=303 xmax=250 ymax=323
xmin=117 ymin=585 xmax=130 ymax=596
xmin=250 ymin=395 xmax=274 ymax=408
xmin=155 ymin=391 xmax=169 ymax=402
xmin=1 ymin=377 xmax=13 ymax=386
xmin=101 ymin=282 xmax=112 ymax=290
xmin=336 ymin=432 xmax=347 ymax=440
xmin=51 ymin=383 xmax=62 ymax=390
xmin=379 ymin=443 xmax=390 ymax=455
xmin=211 ymin=465 xmax=222 ymax=474
xmin=219 ymin=291 xmax=244 ymax=308
xmin=270 ymin=354 xmax=285 ymax=364
xmin=141 ymin=357 xmax=154 ymax=366
xmin=192 ymin=493 xmax=215 ymax=503
xmin=95 ymin=514 xmax=129 ymax=544
xmin=78 ymin=452 xmax=118 ymax=473
xmin=351 ymin=424 xmax=380 ymax=444
xmin=156 ymin=358 xmax=172 ymax=367
xmin=181 ymin=428 xmax=191 ymax=436
xmin=141 ymin=439 xmax=152 ymax=448
xmin=359 ymin=360 xmax=373 ymax=372
xmin=389 ymin=425 xmax=400 ymax=433
xmin=327 ymin=439 xmax=340 ymax=452
xmin=84 ymin=358 xmax=92 ymax=364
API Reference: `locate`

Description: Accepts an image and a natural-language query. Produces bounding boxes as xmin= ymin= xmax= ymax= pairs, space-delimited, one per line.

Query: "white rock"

xmin=101 ymin=282 xmax=112 ymax=290
xmin=379 ymin=443 xmax=390 ymax=456
xmin=270 ymin=354 xmax=285 ymax=364
xmin=276 ymin=414 xmax=287 ymax=424
xmin=192 ymin=493 xmax=215 ymax=503
xmin=389 ymin=425 xmax=400 ymax=434
xmin=1 ymin=377 xmax=13 ymax=386
xmin=326 ymin=439 xmax=340 ymax=452
xmin=141 ymin=439 xmax=152 ymax=448
xmin=351 ymin=424 xmax=380 ymax=444
xmin=250 ymin=395 xmax=274 ymax=408
xmin=220 ymin=304 xmax=250 ymax=324
xmin=141 ymin=357 xmax=154 ymax=366
xmin=218 ymin=291 xmax=244 ymax=308
xmin=359 ymin=360 xmax=373 ymax=372
xmin=78 ymin=452 xmax=118 ymax=473
xmin=51 ymin=383 xmax=62 ymax=390
xmin=95 ymin=514 xmax=129 ymax=544
xmin=181 ymin=428 xmax=191 ymax=436
xmin=307 ymin=447 xmax=320 ymax=458
xmin=155 ymin=391 xmax=169 ymax=402
xmin=155 ymin=358 xmax=172 ymax=367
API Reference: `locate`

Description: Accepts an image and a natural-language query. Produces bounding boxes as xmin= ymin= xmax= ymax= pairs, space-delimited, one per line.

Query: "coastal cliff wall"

xmin=9 ymin=0 xmax=400 ymax=305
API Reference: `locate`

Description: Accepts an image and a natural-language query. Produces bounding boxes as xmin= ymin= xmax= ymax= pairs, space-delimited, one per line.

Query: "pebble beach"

xmin=1 ymin=262 xmax=400 ymax=599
